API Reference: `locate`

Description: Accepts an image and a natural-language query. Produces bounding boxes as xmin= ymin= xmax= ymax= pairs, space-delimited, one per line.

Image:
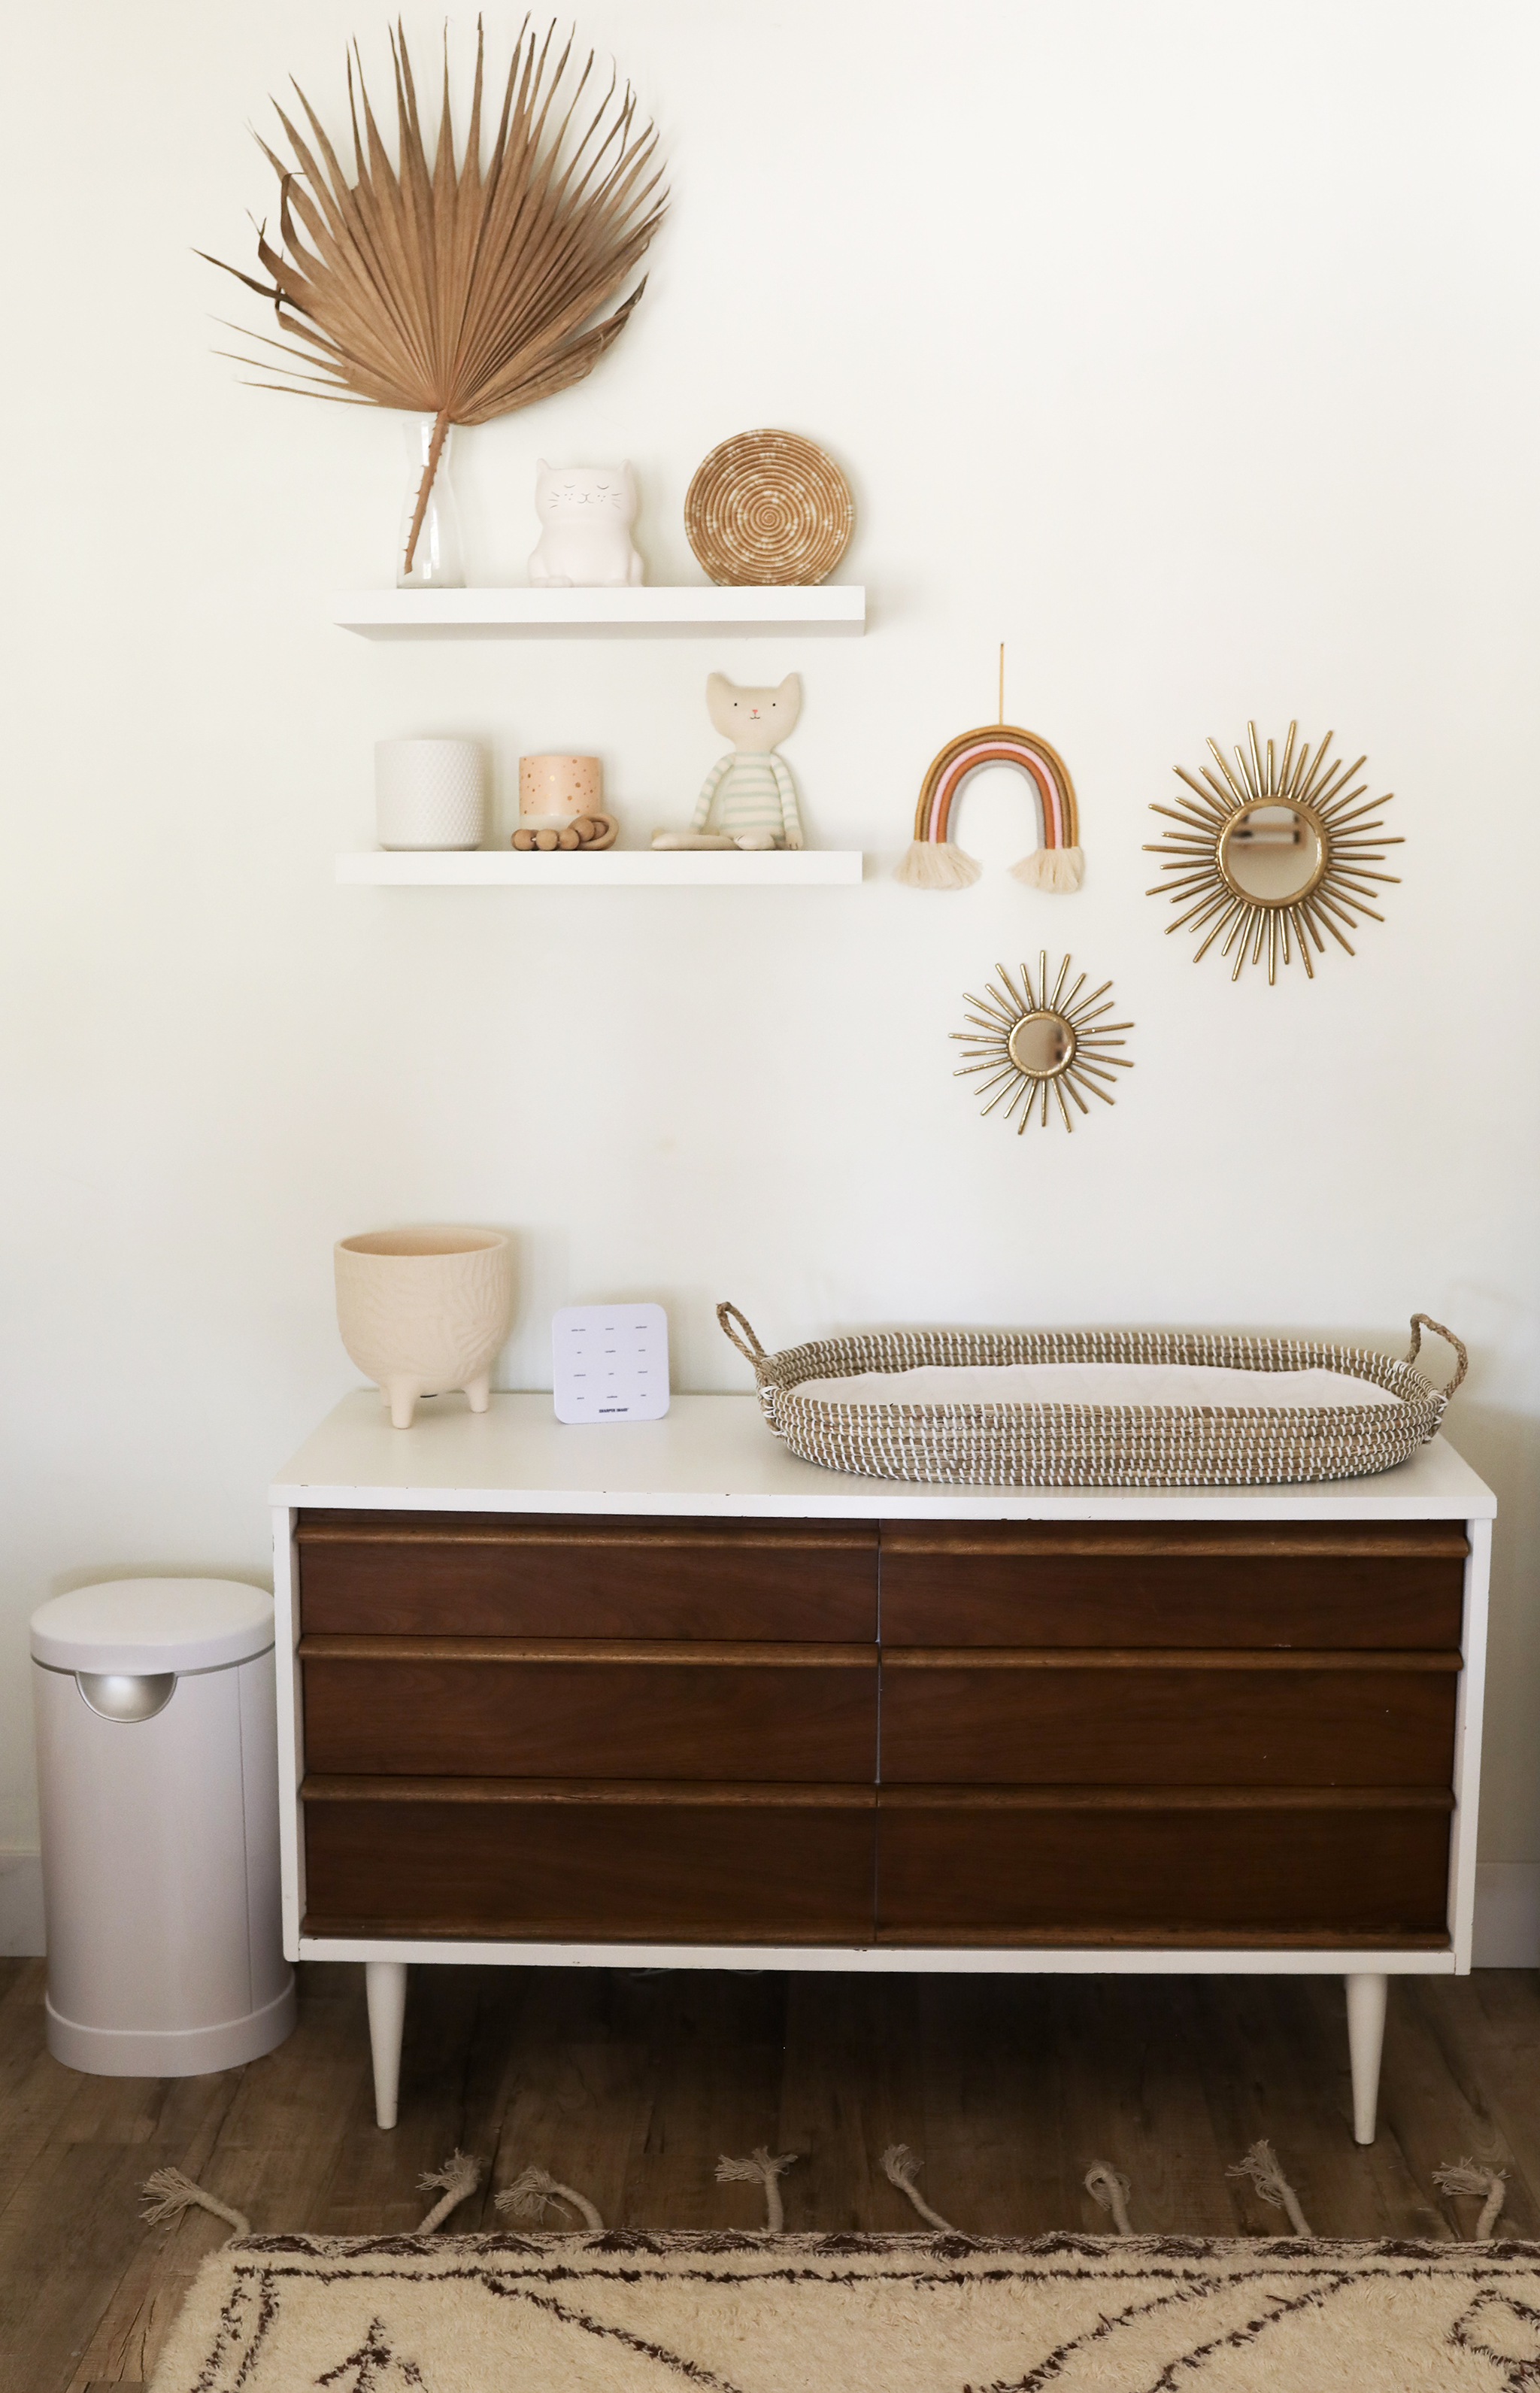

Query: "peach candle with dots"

xmin=518 ymin=754 xmax=602 ymax=826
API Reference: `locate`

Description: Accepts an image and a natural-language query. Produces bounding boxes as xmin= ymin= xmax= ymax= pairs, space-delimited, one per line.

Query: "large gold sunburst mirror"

xmin=952 ymin=953 xmax=1133 ymax=1133
xmin=1145 ymin=722 xmax=1400 ymax=982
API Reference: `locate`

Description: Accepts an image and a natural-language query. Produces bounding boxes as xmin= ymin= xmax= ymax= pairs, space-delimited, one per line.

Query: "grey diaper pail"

xmin=30 ymin=1579 xmax=296 ymax=2073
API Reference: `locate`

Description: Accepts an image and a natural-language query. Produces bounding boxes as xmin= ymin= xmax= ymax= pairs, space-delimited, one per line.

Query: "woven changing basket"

xmin=716 ymin=1304 xmax=1467 ymax=1489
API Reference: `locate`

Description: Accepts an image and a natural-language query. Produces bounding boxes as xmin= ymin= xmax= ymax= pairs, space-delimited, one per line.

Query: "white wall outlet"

xmin=552 ymin=1302 xmax=670 ymax=1424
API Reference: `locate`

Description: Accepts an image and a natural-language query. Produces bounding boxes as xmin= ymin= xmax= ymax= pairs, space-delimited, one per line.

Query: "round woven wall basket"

xmin=717 ymin=1304 xmax=1467 ymax=1489
xmin=684 ymin=429 xmax=854 ymax=586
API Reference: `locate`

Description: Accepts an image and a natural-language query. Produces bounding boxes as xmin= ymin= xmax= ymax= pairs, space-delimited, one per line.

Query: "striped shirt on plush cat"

xmin=687 ymin=673 xmax=804 ymax=850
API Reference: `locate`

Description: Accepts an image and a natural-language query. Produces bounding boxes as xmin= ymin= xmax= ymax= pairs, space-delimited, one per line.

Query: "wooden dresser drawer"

xmin=302 ymin=1778 xmax=876 ymax=1942
xmin=878 ymin=1521 xmax=1467 ymax=1649
xmin=301 ymin=1639 xmax=878 ymax=1780
xmin=875 ymin=1786 xmax=1454 ymax=1944
xmin=298 ymin=1512 xmax=877 ymax=1639
xmin=879 ymin=1649 xmax=1460 ymax=1786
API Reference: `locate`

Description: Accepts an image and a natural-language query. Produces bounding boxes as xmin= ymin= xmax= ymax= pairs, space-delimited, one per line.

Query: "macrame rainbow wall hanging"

xmin=896 ymin=654 xmax=1085 ymax=894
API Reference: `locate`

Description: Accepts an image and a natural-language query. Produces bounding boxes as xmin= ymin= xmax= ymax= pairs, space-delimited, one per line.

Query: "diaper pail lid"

xmin=30 ymin=1579 xmax=274 ymax=1673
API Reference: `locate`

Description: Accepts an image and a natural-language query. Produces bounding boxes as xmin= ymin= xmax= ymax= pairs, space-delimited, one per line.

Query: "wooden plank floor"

xmin=2 ymin=1955 xmax=1537 ymax=2391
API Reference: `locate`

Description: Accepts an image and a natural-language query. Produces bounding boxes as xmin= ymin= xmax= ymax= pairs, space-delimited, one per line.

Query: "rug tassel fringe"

xmin=881 ymin=2143 xmax=956 ymax=2232
xmin=496 ymin=2165 xmax=605 ymax=2231
xmin=1434 ymin=2158 xmax=1508 ymax=2240
xmin=139 ymin=2167 xmax=250 ymax=2241
xmin=1084 ymin=2161 xmax=1134 ymax=2237
xmin=716 ymin=2145 xmax=799 ymax=2232
xmin=416 ymin=2150 xmax=485 ymax=2234
xmin=1227 ymin=2139 xmax=1313 ymax=2237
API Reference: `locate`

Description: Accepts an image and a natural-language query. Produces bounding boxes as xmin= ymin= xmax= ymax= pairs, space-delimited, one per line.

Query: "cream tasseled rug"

xmin=148 ymin=2228 xmax=1540 ymax=2391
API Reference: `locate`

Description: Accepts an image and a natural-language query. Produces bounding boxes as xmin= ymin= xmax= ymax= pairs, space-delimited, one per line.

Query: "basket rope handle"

xmin=1406 ymin=1314 xmax=1468 ymax=1397
xmin=717 ymin=1302 xmax=769 ymax=1366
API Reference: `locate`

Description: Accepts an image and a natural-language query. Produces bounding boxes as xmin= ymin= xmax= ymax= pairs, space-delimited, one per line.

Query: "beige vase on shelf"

xmin=335 ymin=1227 xmax=513 ymax=1428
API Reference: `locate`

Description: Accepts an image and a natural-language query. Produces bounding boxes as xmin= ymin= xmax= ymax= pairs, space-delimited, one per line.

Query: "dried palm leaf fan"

xmin=205 ymin=20 xmax=667 ymax=575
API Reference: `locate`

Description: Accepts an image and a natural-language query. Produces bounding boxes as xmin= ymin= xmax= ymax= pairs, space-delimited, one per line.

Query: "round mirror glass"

xmin=1220 ymin=805 xmax=1323 ymax=904
xmin=1008 ymin=1011 xmax=1075 ymax=1076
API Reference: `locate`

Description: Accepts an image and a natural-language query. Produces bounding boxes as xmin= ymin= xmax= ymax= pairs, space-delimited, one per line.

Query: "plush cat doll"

xmin=528 ymin=462 xmax=645 ymax=588
xmin=652 ymin=673 xmax=805 ymax=851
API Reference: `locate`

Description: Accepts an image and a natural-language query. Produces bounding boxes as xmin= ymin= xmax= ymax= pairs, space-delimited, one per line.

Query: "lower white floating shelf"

xmin=335 ymin=849 xmax=864 ymax=887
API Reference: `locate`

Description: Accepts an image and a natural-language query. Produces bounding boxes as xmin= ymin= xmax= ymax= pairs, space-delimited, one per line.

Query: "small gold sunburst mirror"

xmin=952 ymin=952 xmax=1133 ymax=1133
xmin=1146 ymin=722 xmax=1401 ymax=981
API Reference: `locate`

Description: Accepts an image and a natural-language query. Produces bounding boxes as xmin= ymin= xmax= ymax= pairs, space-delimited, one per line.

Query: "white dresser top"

xmin=271 ymin=1391 xmax=1496 ymax=1521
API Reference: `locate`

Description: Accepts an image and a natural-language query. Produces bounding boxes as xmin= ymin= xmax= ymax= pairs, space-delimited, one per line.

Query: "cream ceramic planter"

xmin=335 ymin=1227 xmax=513 ymax=1428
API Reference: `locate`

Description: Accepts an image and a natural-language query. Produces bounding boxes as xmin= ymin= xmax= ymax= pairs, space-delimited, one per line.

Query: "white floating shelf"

xmin=336 ymin=849 xmax=864 ymax=887
xmin=331 ymin=585 xmax=865 ymax=638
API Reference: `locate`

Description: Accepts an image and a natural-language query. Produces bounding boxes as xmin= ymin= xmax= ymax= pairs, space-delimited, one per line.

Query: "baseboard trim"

xmin=0 ymin=1853 xmax=45 ymax=1956
xmin=1 ymin=1850 xmax=1533 ymax=1970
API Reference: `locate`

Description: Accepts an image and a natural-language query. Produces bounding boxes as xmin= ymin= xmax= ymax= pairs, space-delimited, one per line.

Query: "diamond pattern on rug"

xmin=314 ymin=2315 xmax=431 ymax=2389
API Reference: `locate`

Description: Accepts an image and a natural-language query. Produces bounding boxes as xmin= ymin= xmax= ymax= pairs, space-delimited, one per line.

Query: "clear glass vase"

xmin=397 ymin=413 xmax=465 ymax=589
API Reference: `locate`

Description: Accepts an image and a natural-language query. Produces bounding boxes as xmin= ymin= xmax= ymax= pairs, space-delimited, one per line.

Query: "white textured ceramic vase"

xmin=335 ymin=1227 xmax=513 ymax=1428
xmin=375 ymin=739 xmax=486 ymax=851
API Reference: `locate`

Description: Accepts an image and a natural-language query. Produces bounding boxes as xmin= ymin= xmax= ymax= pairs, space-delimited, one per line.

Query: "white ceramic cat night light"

xmin=653 ymin=672 xmax=805 ymax=851
xmin=528 ymin=461 xmax=645 ymax=587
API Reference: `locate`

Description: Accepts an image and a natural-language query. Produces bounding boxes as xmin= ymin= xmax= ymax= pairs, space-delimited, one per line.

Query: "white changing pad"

xmin=793 ymin=1362 xmax=1399 ymax=1411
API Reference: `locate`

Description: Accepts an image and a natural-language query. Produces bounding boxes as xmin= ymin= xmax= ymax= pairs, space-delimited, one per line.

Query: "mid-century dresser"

xmin=271 ymin=1392 xmax=1495 ymax=2143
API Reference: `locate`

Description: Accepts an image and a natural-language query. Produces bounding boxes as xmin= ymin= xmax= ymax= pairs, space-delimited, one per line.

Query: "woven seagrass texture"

xmin=684 ymin=430 xmax=853 ymax=585
xmin=716 ymin=1308 xmax=1464 ymax=1489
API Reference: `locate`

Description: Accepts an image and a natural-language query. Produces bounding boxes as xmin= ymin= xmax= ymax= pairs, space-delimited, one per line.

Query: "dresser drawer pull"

xmin=299 ymin=1636 xmax=876 ymax=1666
xmin=302 ymin=1774 xmax=875 ymax=1809
xmin=881 ymin=1648 xmax=1461 ymax=1672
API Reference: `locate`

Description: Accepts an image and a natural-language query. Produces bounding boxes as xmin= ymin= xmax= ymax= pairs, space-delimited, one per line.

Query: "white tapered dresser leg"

xmin=1345 ymin=1970 xmax=1387 ymax=2146
xmin=365 ymin=1961 xmax=408 ymax=2130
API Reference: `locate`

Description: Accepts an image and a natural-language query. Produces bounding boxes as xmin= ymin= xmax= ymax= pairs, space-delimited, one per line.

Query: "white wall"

xmin=3 ymin=1 xmax=1538 ymax=1893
